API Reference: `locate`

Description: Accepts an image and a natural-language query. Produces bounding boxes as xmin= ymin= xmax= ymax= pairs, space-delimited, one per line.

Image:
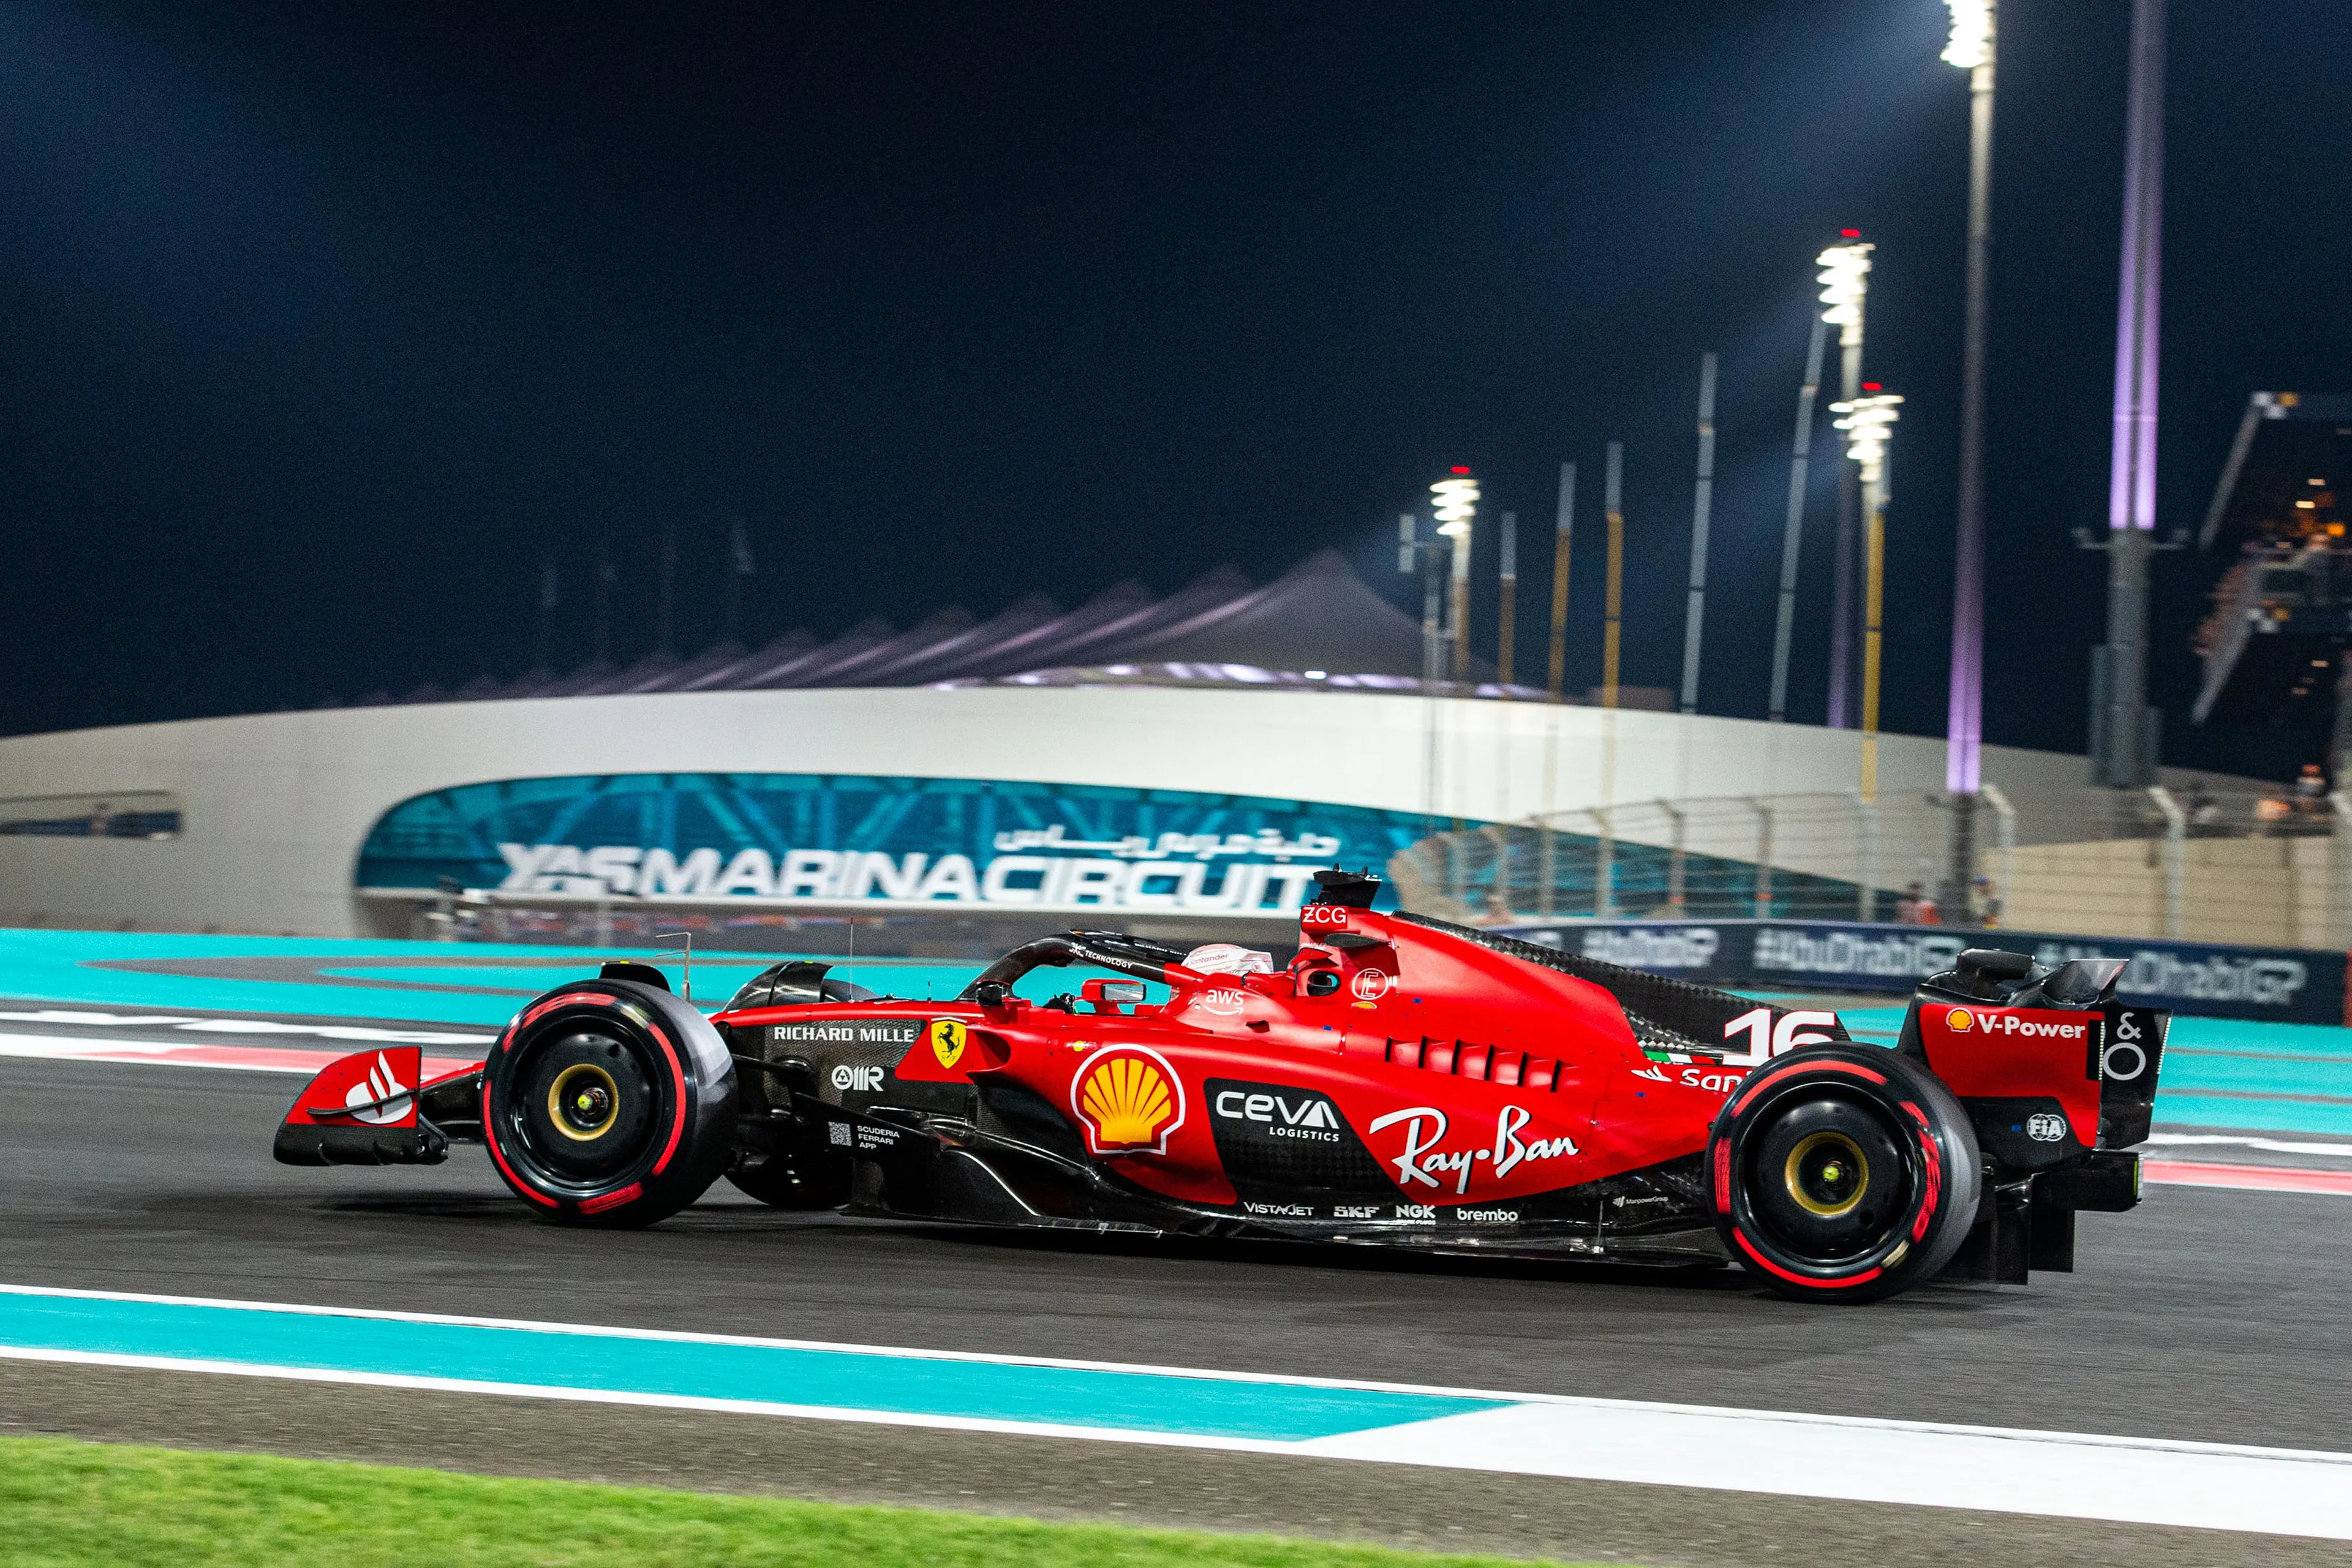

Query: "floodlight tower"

xmin=1432 ymin=469 xmax=1480 ymax=684
xmin=1831 ymin=392 xmax=1902 ymax=802
xmin=1942 ymin=0 xmax=1997 ymax=914
xmin=1817 ymin=239 xmax=1874 ymax=728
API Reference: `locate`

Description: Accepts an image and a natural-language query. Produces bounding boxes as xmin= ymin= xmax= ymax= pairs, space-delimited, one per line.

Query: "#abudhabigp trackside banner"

xmin=355 ymin=774 xmax=1444 ymax=915
xmin=1496 ymin=917 xmax=2351 ymax=1025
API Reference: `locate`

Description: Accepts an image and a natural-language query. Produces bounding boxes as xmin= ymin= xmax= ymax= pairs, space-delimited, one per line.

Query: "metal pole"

xmin=1750 ymin=798 xmax=1774 ymax=917
xmin=1594 ymin=807 xmax=1615 ymax=920
xmin=1548 ymin=464 xmax=1575 ymax=702
xmin=1537 ymin=800 xmax=1558 ymax=919
xmin=1861 ymin=472 xmax=1887 ymax=804
xmin=1418 ymin=519 xmax=1442 ymax=835
xmin=1419 ymin=523 xmax=1444 ymax=685
xmin=1660 ymin=798 xmax=1687 ymax=914
xmin=1497 ymin=511 xmax=1518 ymax=695
xmin=1772 ymin=317 xmax=1830 ymax=722
xmin=1945 ymin=11 xmax=1997 ymax=913
xmin=535 ymin=555 xmax=559 ymax=670
xmin=2095 ymin=0 xmax=2166 ymax=788
xmin=1679 ymin=353 xmax=1718 ymax=714
xmin=1981 ymin=781 xmax=2016 ymax=927
xmin=2147 ymin=785 xmax=2185 ymax=937
xmin=1603 ymin=443 xmax=1625 ymax=709
xmin=1856 ymin=797 xmax=1879 ymax=921
xmin=657 ymin=521 xmax=679 ymax=656
xmin=1828 ymin=284 xmax=1867 ymax=728
xmin=1450 ymin=508 xmax=1474 ymax=687
xmin=592 ymin=538 xmax=616 ymax=664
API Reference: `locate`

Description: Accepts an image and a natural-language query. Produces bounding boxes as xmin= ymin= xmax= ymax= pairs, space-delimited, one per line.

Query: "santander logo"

xmin=344 ymin=1052 xmax=413 ymax=1125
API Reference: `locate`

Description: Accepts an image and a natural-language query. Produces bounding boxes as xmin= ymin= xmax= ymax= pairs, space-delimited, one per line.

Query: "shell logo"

xmin=1071 ymin=1044 xmax=1185 ymax=1156
xmin=1946 ymin=1008 xmax=1974 ymax=1031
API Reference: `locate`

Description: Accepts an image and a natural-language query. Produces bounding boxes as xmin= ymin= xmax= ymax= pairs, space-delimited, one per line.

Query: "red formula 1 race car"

xmin=275 ymin=870 xmax=2165 ymax=1302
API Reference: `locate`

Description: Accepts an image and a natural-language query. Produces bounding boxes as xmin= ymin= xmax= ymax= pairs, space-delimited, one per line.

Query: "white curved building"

xmin=0 ymin=679 xmax=2140 ymax=942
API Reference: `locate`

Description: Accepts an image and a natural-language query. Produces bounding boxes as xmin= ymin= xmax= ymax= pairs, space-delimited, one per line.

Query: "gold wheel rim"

xmin=1784 ymin=1130 xmax=1868 ymax=1218
xmin=547 ymin=1062 xmax=620 ymax=1142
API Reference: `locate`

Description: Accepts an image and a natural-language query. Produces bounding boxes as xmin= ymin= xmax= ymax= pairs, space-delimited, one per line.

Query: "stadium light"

xmin=1942 ymin=0 xmax=1994 ymax=69
xmin=1830 ymin=394 xmax=1902 ymax=484
xmin=1816 ymin=242 xmax=1872 ymax=348
xmin=1431 ymin=470 xmax=1479 ymax=538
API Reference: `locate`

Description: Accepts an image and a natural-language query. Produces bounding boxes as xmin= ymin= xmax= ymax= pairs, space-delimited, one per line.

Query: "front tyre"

xmin=1708 ymin=1044 xmax=1980 ymax=1303
xmin=483 ymin=979 xmax=737 ymax=1227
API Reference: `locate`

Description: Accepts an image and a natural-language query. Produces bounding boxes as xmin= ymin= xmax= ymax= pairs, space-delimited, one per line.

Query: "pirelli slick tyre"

xmin=1708 ymin=1044 xmax=1980 ymax=1304
xmin=483 ymin=979 xmax=738 ymax=1227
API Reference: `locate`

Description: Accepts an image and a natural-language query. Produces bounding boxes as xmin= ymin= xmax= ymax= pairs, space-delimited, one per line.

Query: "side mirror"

xmin=1081 ymin=979 xmax=1148 ymax=1005
xmin=973 ymin=981 xmax=1011 ymax=1007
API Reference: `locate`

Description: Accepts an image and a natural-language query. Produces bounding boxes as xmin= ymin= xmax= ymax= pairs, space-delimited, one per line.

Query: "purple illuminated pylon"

xmin=2090 ymin=0 xmax=2168 ymax=791
xmin=2109 ymin=0 xmax=2165 ymax=532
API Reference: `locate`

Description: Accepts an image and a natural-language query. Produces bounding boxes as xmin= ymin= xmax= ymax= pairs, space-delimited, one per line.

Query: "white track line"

xmin=2146 ymin=1133 xmax=2352 ymax=1159
xmin=2 ymin=1283 xmax=2347 ymax=1539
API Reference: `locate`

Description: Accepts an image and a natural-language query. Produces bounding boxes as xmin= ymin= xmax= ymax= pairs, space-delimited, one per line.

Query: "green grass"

xmin=0 ymin=1436 xmax=1602 ymax=1567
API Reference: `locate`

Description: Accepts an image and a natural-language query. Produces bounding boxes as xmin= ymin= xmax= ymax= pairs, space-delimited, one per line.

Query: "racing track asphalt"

xmin=4 ymin=1055 xmax=2350 ymax=1566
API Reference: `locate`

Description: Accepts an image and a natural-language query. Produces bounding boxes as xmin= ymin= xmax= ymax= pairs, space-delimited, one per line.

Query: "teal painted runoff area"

xmin=0 ymin=1289 xmax=1489 ymax=1441
xmin=0 ymin=929 xmax=2343 ymax=1134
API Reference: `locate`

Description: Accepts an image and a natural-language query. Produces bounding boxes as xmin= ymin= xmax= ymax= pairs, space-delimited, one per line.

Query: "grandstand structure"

xmin=0 ymin=551 xmax=2275 ymax=950
xmin=371 ymin=549 xmax=1530 ymax=706
xmin=2191 ymin=392 xmax=2352 ymax=767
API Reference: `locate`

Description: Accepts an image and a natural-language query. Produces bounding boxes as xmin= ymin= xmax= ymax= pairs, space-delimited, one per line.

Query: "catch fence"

xmin=1391 ymin=783 xmax=2352 ymax=948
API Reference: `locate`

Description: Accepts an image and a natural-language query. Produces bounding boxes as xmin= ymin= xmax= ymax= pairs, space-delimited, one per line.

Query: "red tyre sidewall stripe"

xmin=1903 ymin=1099 xmax=1944 ymax=1240
xmin=578 ymin=1182 xmax=643 ymax=1216
xmin=645 ymin=1020 xmax=688 ymax=1177
xmin=511 ymin=990 xmax=608 ymax=1044
xmin=1728 ymin=1058 xmax=1886 ymax=1120
xmin=481 ymin=1076 xmax=560 ymax=1207
xmin=1732 ymin=1227 xmax=1882 ymax=1289
xmin=1713 ymin=1139 xmax=1732 ymax=1211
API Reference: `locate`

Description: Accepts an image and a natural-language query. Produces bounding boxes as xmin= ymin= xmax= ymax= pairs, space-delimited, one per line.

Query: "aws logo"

xmin=1071 ymin=1044 xmax=1186 ymax=1156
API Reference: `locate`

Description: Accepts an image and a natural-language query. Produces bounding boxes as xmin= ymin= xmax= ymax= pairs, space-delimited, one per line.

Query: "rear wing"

xmin=1898 ymin=948 xmax=2168 ymax=1170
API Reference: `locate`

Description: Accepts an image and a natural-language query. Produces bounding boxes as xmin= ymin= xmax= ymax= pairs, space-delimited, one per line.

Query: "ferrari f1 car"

xmin=276 ymin=870 xmax=2165 ymax=1302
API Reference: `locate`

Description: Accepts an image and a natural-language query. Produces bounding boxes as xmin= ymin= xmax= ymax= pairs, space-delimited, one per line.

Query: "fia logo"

xmin=2025 ymin=1111 xmax=2068 ymax=1143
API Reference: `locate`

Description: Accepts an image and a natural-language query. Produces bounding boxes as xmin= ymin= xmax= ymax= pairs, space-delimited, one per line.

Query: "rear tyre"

xmin=1708 ymin=1044 xmax=1980 ymax=1303
xmin=483 ymin=979 xmax=737 ymax=1227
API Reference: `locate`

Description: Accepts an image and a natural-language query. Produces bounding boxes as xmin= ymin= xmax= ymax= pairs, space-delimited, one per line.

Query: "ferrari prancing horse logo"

xmin=929 ymin=1018 xmax=968 ymax=1070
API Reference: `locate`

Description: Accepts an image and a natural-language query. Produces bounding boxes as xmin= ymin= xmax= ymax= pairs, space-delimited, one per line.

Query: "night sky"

xmin=1 ymin=2 xmax=2346 ymax=778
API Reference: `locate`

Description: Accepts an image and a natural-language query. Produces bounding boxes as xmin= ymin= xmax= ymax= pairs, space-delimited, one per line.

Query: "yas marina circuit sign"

xmin=356 ymin=773 xmax=1436 ymax=914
